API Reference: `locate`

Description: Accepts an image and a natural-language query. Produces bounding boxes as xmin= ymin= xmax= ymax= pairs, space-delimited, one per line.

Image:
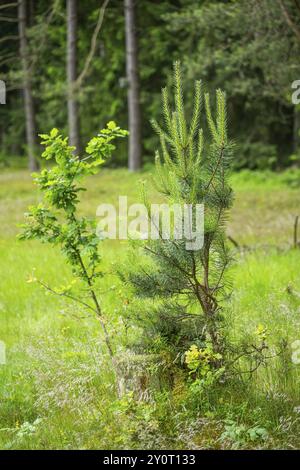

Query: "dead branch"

xmin=277 ymin=0 xmax=300 ymax=42
xmin=228 ymin=235 xmax=239 ymax=248
xmin=0 ymin=2 xmax=18 ymax=11
xmin=74 ymin=0 xmax=110 ymax=91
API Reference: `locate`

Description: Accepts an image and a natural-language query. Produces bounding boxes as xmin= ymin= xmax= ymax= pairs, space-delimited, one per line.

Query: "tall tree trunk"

xmin=124 ymin=0 xmax=142 ymax=171
xmin=67 ymin=0 xmax=80 ymax=153
xmin=18 ymin=0 xmax=39 ymax=171
xmin=293 ymin=105 xmax=300 ymax=155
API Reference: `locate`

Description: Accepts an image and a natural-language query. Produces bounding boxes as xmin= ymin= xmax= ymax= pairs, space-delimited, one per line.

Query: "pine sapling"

xmin=124 ymin=62 xmax=234 ymax=359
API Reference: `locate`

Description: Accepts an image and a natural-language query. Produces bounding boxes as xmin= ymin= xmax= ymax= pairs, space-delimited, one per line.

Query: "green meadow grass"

xmin=0 ymin=168 xmax=300 ymax=449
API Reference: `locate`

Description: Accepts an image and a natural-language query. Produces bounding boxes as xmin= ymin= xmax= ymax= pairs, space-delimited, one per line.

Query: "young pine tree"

xmin=124 ymin=62 xmax=234 ymax=358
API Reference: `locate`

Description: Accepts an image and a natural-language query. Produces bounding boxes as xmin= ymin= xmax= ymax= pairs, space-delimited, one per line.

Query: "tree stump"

xmin=116 ymin=352 xmax=172 ymax=400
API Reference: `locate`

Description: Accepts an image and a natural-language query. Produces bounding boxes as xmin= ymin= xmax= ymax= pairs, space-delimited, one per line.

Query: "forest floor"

xmin=1 ymin=167 xmax=300 ymax=449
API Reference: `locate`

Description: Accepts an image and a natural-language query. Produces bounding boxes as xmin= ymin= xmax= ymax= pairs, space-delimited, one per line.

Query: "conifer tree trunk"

xmin=18 ymin=0 xmax=39 ymax=171
xmin=293 ymin=106 xmax=300 ymax=155
xmin=67 ymin=0 xmax=80 ymax=153
xmin=124 ymin=0 xmax=142 ymax=171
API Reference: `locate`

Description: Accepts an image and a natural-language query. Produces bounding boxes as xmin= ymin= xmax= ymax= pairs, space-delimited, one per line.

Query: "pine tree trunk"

xmin=293 ymin=105 xmax=300 ymax=156
xmin=67 ymin=0 xmax=80 ymax=153
xmin=18 ymin=0 xmax=39 ymax=171
xmin=124 ymin=0 xmax=142 ymax=171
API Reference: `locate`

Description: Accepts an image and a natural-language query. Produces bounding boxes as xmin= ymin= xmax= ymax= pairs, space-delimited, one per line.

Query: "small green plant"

xmin=219 ymin=419 xmax=268 ymax=449
xmin=184 ymin=343 xmax=225 ymax=400
xmin=19 ymin=123 xmax=128 ymax=366
xmin=185 ymin=343 xmax=223 ymax=377
xmin=0 ymin=418 xmax=43 ymax=449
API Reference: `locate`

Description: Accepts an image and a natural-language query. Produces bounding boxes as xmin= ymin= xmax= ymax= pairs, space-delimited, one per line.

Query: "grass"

xmin=0 ymin=167 xmax=300 ymax=449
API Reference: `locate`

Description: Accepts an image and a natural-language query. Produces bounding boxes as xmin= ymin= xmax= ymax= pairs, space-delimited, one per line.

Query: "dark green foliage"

xmin=1 ymin=0 xmax=299 ymax=168
xmin=166 ymin=0 xmax=300 ymax=168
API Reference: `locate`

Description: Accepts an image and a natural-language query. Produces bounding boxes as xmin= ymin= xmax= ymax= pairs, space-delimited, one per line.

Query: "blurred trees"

xmin=166 ymin=0 xmax=300 ymax=168
xmin=0 ymin=0 xmax=300 ymax=170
